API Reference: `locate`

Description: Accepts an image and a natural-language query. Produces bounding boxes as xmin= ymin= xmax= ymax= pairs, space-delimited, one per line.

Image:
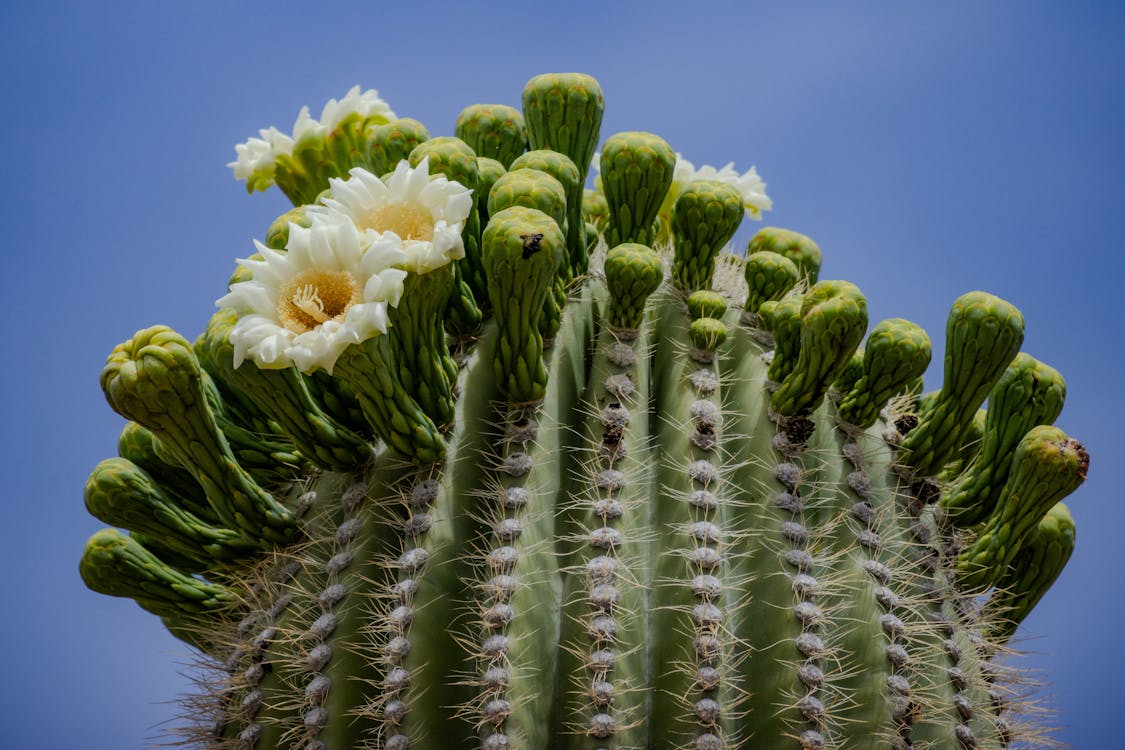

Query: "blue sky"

xmin=3 ymin=2 xmax=1122 ymax=748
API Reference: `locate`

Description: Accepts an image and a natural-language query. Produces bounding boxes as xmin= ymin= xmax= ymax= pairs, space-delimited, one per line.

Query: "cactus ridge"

xmin=83 ymin=72 xmax=1092 ymax=750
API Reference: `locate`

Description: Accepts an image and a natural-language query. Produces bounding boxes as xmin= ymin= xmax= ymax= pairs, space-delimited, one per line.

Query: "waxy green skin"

xmin=81 ymin=72 xmax=1089 ymax=750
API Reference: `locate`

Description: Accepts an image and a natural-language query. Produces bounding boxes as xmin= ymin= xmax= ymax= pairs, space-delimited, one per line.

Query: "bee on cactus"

xmin=81 ymin=71 xmax=1087 ymax=750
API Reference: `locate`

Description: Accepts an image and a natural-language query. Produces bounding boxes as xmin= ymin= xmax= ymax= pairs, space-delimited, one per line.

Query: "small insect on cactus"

xmin=81 ymin=73 xmax=1089 ymax=750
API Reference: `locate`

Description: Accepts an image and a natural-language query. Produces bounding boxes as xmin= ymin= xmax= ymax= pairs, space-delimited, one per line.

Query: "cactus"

xmin=83 ymin=73 xmax=1090 ymax=750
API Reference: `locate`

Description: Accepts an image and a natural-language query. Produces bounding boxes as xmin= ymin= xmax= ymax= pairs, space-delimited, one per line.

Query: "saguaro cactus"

xmin=82 ymin=73 xmax=1090 ymax=750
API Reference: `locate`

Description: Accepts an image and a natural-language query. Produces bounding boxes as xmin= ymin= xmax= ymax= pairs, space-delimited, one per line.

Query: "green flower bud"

xmin=942 ymin=353 xmax=1066 ymax=525
xmin=743 ymin=250 xmax=799 ymax=316
xmin=900 ymin=291 xmax=1024 ymax=476
xmin=687 ymin=291 xmax=728 ymax=321
xmin=771 ymin=281 xmax=869 ymax=417
xmin=956 ymin=426 xmax=1088 ymax=591
xmin=603 ymin=243 xmax=664 ymax=330
xmin=600 ymin=131 xmax=677 ymax=247
xmin=455 ymin=104 xmax=527 ymax=168
xmin=838 ymin=318 xmax=932 ymax=428
xmin=748 ymin=227 xmax=822 ymax=285
xmin=483 ymin=206 xmax=564 ymax=403
xmin=671 ymin=180 xmax=744 ymax=292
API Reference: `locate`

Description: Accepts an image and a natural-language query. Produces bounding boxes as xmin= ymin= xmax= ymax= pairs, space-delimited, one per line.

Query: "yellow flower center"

xmin=360 ymin=201 xmax=435 ymax=241
xmin=277 ymin=269 xmax=362 ymax=334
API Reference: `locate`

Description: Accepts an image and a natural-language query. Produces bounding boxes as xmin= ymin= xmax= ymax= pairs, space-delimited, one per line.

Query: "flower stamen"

xmin=361 ymin=202 xmax=435 ymax=242
xmin=292 ymin=284 xmax=330 ymax=323
xmin=278 ymin=270 xmax=362 ymax=334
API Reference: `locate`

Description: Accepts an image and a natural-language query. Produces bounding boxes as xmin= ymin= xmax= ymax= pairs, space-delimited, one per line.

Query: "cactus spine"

xmin=83 ymin=73 xmax=1090 ymax=750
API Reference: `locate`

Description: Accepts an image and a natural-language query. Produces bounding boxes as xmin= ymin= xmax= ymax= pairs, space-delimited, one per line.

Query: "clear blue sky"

xmin=3 ymin=2 xmax=1122 ymax=748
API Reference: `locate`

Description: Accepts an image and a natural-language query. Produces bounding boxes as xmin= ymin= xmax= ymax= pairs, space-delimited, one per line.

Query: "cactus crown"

xmin=84 ymin=72 xmax=1088 ymax=750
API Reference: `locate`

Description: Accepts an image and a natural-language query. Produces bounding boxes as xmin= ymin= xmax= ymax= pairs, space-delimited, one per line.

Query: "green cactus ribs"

xmin=83 ymin=71 xmax=1091 ymax=750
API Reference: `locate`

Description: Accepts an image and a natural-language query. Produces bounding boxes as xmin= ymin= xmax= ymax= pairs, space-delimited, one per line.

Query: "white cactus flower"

xmin=216 ymin=221 xmax=408 ymax=374
xmin=227 ymin=126 xmax=295 ymax=185
xmin=692 ymin=161 xmax=773 ymax=219
xmin=312 ymin=158 xmax=472 ymax=274
xmin=318 ymin=85 xmax=396 ymax=132
xmin=228 ymin=86 xmax=396 ymax=189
